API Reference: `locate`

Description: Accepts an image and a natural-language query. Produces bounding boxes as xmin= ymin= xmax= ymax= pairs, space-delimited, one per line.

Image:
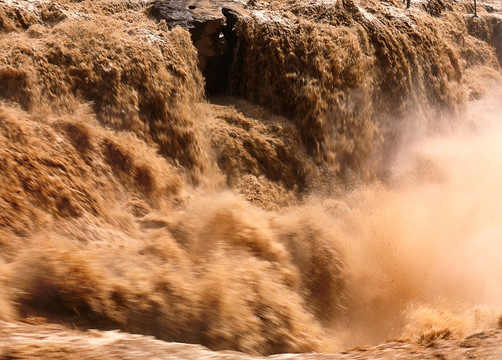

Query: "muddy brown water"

xmin=0 ymin=0 xmax=502 ymax=357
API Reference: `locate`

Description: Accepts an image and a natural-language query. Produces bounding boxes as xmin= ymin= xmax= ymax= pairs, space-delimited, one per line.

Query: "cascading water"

xmin=0 ymin=0 xmax=502 ymax=357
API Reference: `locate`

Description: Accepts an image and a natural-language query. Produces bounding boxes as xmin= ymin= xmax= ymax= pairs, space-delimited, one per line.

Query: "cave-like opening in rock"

xmin=150 ymin=1 xmax=243 ymax=95
xmin=201 ymin=8 xmax=239 ymax=95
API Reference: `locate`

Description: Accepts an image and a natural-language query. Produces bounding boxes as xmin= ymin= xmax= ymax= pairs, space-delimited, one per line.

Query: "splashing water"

xmin=0 ymin=0 xmax=502 ymax=356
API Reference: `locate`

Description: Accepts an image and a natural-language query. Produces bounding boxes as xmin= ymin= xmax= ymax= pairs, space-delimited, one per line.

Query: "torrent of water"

xmin=0 ymin=0 xmax=502 ymax=356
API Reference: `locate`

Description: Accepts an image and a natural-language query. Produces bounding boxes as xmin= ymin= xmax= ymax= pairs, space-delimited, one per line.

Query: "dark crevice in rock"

xmin=204 ymin=8 xmax=240 ymax=94
xmin=151 ymin=1 xmax=246 ymax=95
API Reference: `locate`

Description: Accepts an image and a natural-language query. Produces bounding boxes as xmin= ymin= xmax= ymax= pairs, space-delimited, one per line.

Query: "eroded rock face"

xmin=151 ymin=0 xmax=247 ymax=93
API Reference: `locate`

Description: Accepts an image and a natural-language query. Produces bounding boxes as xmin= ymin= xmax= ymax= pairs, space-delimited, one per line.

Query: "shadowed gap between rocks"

xmin=151 ymin=1 xmax=243 ymax=95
